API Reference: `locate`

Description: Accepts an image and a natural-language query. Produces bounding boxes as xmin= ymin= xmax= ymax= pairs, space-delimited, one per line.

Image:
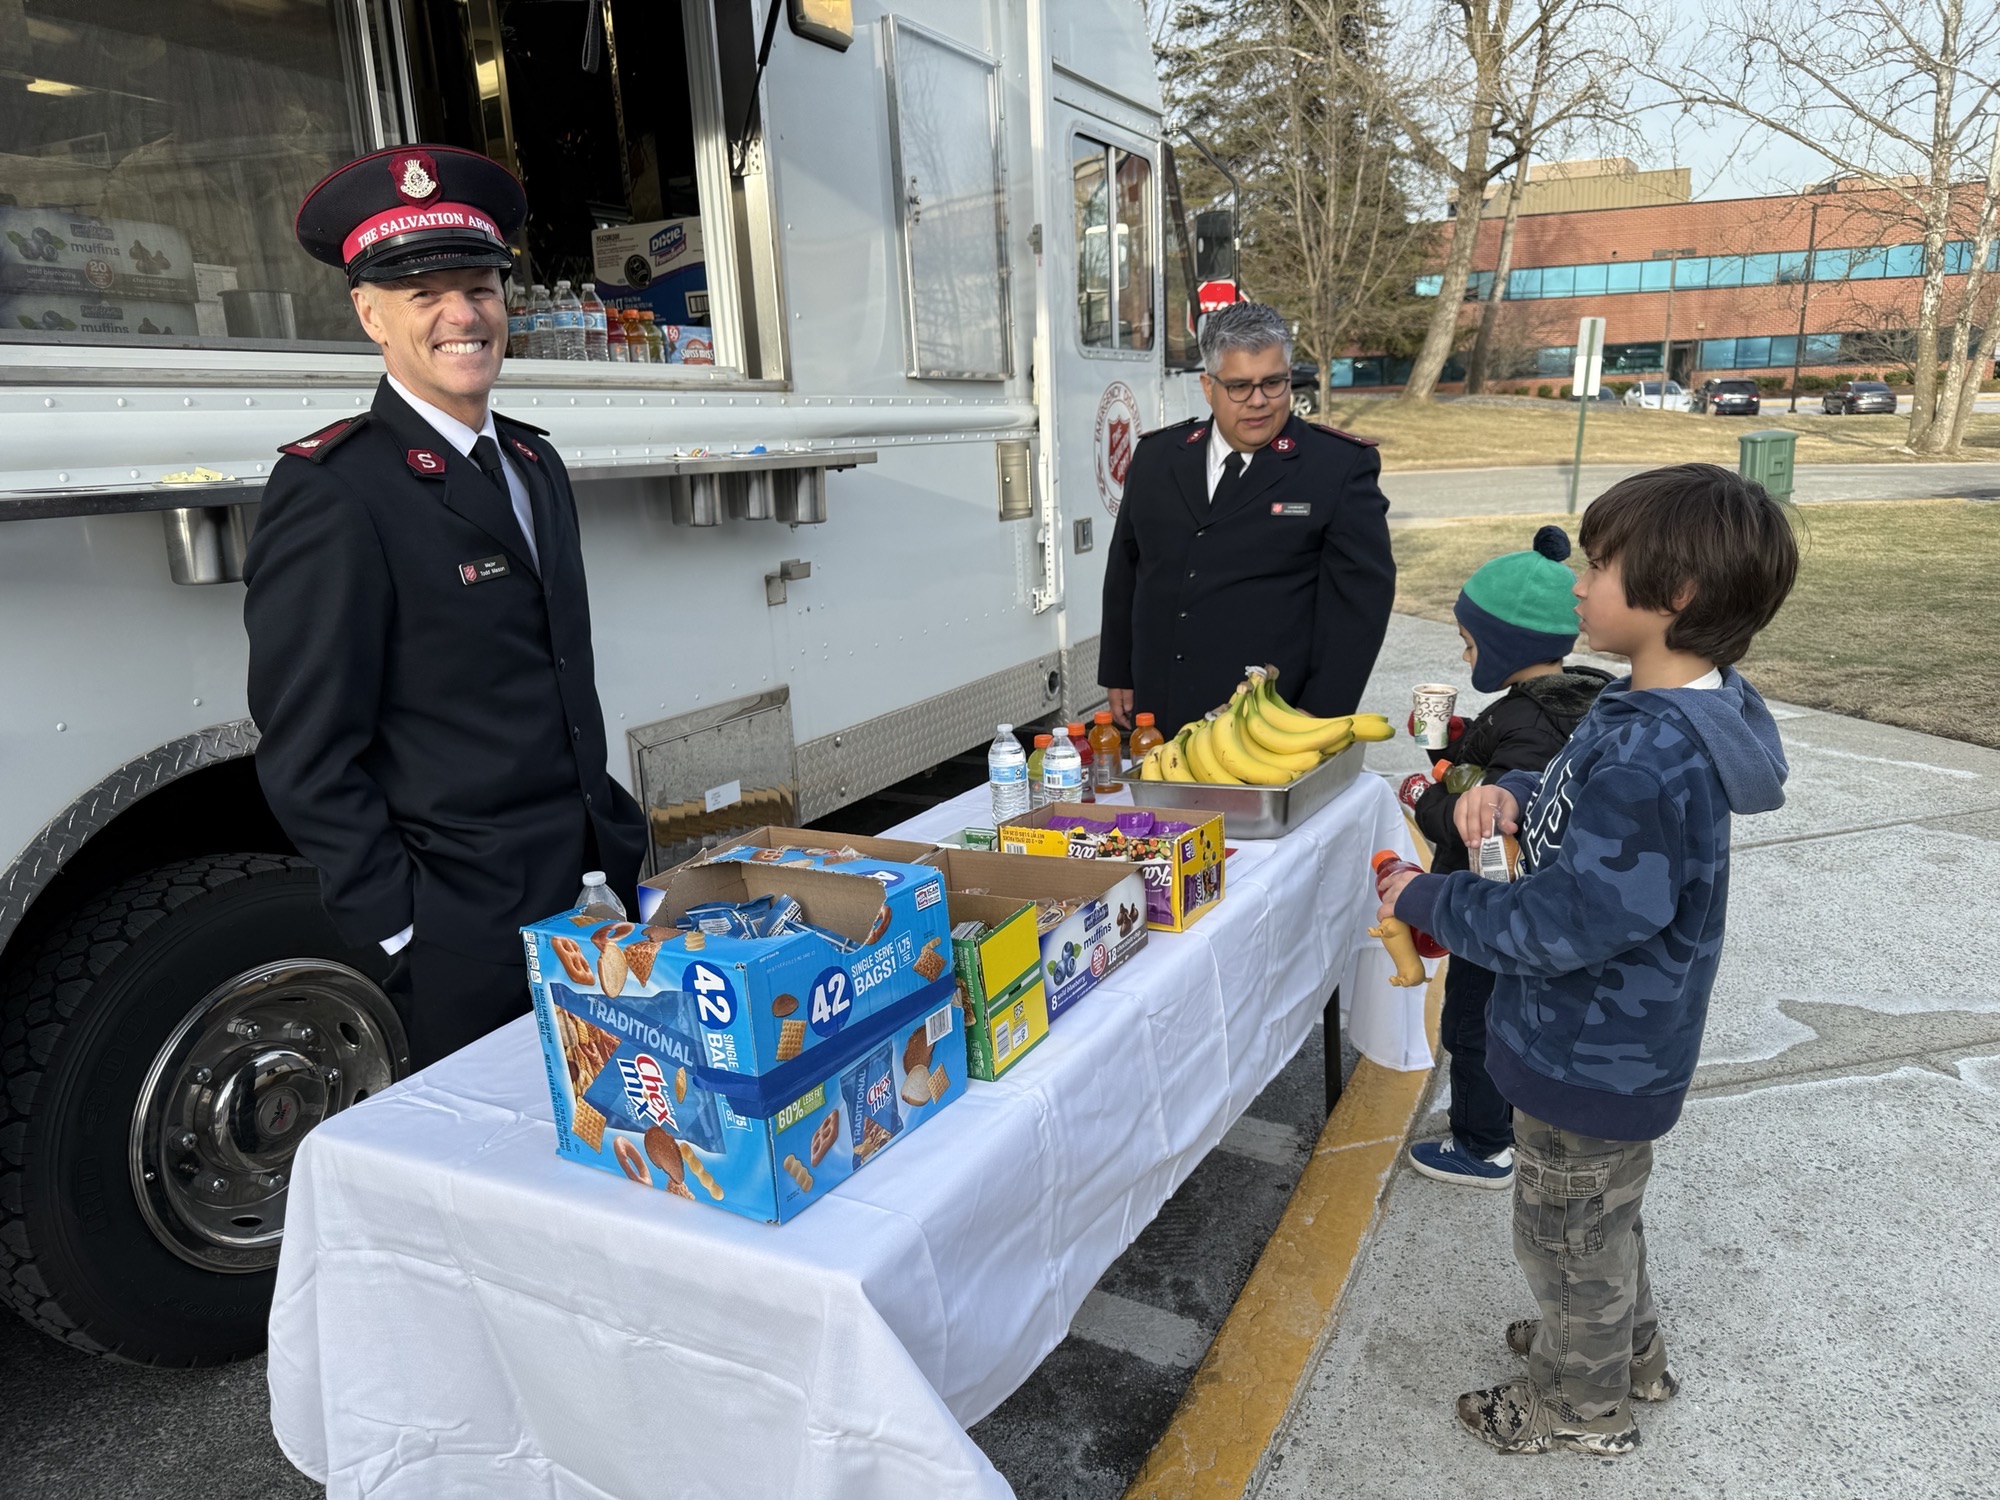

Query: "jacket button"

xmin=584 ymin=793 xmax=593 ymax=807
xmin=1179 ymin=611 xmax=1187 ymax=619
xmin=1196 ymin=529 xmax=1205 ymax=537
xmin=1187 ymin=570 xmax=1195 ymax=579
xmin=1175 ymin=653 xmax=1185 ymax=661
xmin=558 ymin=657 xmax=567 ymax=672
xmin=571 ymin=726 xmax=581 ymax=740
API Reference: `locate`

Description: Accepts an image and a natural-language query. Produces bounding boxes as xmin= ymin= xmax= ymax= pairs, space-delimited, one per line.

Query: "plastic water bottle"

xmin=576 ymin=869 xmax=627 ymax=920
xmin=580 ymin=282 xmax=608 ymax=361
xmin=505 ymin=279 xmax=528 ymax=359
xmin=528 ymin=283 xmax=554 ymax=359
xmin=988 ymin=724 xmax=1030 ymax=824
xmin=553 ymin=280 xmax=584 ymax=360
xmin=1042 ymin=725 xmax=1084 ymax=804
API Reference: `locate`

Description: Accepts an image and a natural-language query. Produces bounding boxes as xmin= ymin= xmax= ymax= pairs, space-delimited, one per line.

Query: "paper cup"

xmin=1412 ymin=684 xmax=1459 ymax=749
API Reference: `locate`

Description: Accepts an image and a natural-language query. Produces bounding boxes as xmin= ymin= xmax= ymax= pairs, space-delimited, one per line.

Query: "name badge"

xmin=1270 ymin=502 xmax=1311 ymax=517
xmin=459 ymin=554 xmax=510 ymax=585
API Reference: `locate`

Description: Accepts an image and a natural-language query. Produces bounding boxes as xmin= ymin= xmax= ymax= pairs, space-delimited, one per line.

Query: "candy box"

xmin=526 ymin=970 xmax=966 ymax=1224
xmin=997 ymin=802 xmax=1226 ymax=932
xmin=692 ymin=825 xmax=938 ymax=871
xmin=941 ymin=891 xmax=1049 ymax=1079
xmin=921 ymin=848 xmax=1147 ymax=1021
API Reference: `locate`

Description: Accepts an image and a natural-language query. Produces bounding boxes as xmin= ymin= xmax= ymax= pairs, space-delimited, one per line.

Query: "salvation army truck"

xmin=0 ymin=0 xmax=1213 ymax=1361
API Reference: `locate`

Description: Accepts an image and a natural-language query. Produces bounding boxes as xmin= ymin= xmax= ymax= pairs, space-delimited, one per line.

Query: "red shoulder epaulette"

xmin=277 ymin=414 xmax=370 ymax=462
xmin=1309 ymin=422 xmax=1379 ymax=448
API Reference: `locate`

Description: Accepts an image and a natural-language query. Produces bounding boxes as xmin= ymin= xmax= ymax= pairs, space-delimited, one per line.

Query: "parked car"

xmin=1623 ymin=379 xmax=1690 ymax=412
xmin=1693 ymin=377 xmax=1762 ymax=416
xmin=1289 ymin=361 xmax=1321 ymax=416
xmin=1822 ymin=380 xmax=1898 ymax=415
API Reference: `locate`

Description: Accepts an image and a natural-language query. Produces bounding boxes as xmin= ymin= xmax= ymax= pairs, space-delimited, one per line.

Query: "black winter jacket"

xmin=1414 ymin=666 xmax=1613 ymax=874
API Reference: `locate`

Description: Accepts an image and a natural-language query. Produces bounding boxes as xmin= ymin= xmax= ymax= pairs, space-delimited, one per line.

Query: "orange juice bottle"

xmin=1127 ymin=712 xmax=1165 ymax=762
xmin=1089 ymin=711 xmax=1125 ymax=793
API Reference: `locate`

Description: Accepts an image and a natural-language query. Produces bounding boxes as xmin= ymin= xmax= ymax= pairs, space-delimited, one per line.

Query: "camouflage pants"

xmin=1511 ymin=1110 xmax=1660 ymax=1424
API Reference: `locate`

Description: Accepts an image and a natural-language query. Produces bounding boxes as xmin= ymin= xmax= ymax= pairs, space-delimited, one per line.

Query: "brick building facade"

xmin=1340 ymin=167 xmax=1998 ymax=393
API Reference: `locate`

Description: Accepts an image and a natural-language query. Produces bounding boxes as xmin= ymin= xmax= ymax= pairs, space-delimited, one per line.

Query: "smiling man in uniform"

xmin=1100 ymin=300 xmax=1396 ymax=735
xmin=244 ymin=145 xmax=646 ymax=1068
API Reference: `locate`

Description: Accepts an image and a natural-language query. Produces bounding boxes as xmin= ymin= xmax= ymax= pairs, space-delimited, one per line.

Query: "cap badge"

xmin=406 ymin=448 xmax=447 ymax=477
xmin=1273 ymin=436 xmax=1296 ymax=453
xmin=391 ymin=151 xmax=441 ymax=206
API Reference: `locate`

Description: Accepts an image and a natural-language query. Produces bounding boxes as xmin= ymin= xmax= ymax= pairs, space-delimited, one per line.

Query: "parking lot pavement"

xmin=1250 ymin=614 xmax=2000 ymax=1499
xmin=1382 ymin=460 xmax=2000 ymax=520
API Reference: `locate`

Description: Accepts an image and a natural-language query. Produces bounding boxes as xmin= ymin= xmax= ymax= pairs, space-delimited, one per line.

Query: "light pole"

xmin=1787 ymin=194 xmax=1826 ymax=413
xmin=1652 ymin=245 xmax=1696 ymax=405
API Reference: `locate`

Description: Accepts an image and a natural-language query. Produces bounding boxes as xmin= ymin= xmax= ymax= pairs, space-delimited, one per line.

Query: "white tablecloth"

xmin=267 ymin=773 xmax=1426 ymax=1499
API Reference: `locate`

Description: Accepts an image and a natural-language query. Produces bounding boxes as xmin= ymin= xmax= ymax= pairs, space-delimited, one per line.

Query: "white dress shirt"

xmin=1205 ymin=423 xmax=1257 ymax=502
xmin=376 ymin=376 xmax=543 ymax=954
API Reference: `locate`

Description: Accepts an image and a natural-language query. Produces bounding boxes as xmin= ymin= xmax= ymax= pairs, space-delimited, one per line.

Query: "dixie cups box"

xmin=522 ymin=857 xmax=965 ymax=1223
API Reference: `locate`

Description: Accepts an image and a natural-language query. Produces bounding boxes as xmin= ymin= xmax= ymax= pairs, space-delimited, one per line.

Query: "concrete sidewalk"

xmin=1250 ymin=615 xmax=2000 ymax=1497
xmin=1381 ymin=460 xmax=2000 ymax=520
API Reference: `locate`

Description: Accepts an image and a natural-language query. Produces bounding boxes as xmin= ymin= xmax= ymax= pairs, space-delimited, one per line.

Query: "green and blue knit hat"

xmin=1453 ymin=525 xmax=1579 ymax=691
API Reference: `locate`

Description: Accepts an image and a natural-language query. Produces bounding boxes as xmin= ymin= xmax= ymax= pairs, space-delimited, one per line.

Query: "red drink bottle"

xmin=1371 ymin=850 xmax=1448 ymax=958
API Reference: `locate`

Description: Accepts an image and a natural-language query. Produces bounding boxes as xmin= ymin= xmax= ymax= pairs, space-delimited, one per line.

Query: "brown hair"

xmin=1578 ymin=463 xmax=1799 ymax=666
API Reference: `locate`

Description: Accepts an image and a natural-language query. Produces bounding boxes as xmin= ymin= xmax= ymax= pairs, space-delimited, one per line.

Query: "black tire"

xmin=0 ymin=855 xmax=397 ymax=1365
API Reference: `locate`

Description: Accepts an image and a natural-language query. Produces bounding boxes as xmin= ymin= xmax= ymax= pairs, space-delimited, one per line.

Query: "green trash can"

xmin=1738 ymin=429 xmax=1797 ymax=502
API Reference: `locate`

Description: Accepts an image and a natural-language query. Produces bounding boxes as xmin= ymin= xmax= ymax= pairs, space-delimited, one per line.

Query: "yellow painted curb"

xmin=1124 ymin=965 xmax=1445 ymax=1500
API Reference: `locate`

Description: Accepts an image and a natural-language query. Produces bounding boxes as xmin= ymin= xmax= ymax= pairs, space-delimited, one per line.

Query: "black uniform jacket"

xmin=244 ymin=378 xmax=647 ymax=963
xmin=1099 ymin=413 xmax=1396 ymax=735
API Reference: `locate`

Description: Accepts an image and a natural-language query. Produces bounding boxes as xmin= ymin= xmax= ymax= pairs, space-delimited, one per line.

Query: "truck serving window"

xmin=1074 ymin=136 xmax=1153 ymax=354
xmin=0 ymin=0 xmax=380 ymax=349
xmin=882 ymin=16 xmax=1010 ymax=381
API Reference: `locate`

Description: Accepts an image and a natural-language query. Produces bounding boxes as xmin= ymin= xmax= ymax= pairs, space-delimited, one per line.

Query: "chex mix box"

xmin=998 ymin=803 xmax=1226 ymax=932
xmin=921 ymin=849 xmax=1147 ymax=1022
xmin=941 ymin=889 xmax=1049 ymax=1080
xmin=523 ymin=858 xmax=963 ymax=1224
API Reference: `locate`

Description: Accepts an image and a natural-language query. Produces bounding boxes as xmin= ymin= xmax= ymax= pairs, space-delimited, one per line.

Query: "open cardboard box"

xmin=996 ymin=802 xmax=1226 ymax=932
xmin=943 ymin=889 xmax=1049 ymax=1079
xmin=921 ymin=848 xmax=1148 ymax=1021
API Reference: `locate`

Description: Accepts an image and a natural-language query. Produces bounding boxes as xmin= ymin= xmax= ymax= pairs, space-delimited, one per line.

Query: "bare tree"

xmin=1377 ymin=0 xmax=1632 ymax=404
xmin=1161 ymin=1 xmax=1438 ymax=410
xmin=1635 ymin=1 xmax=2000 ymax=452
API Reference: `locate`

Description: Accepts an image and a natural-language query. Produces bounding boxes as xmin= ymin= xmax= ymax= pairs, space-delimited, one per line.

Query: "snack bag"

xmin=840 ymin=1040 xmax=902 ymax=1164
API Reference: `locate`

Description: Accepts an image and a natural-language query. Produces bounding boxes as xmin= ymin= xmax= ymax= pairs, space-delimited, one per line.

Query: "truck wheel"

xmin=0 ymin=855 xmax=406 ymax=1365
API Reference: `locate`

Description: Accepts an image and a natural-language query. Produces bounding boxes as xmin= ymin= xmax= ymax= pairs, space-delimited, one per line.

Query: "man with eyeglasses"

xmin=1101 ymin=300 xmax=1395 ymax=737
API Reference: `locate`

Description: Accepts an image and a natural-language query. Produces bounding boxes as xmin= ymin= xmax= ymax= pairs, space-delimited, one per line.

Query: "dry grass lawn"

xmin=1390 ymin=500 xmax=2000 ymax=748
xmin=1319 ymin=395 xmax=2000 ymax=472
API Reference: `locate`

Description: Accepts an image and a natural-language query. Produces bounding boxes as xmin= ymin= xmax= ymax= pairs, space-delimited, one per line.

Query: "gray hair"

xmin=1199 ymin=300 xmax=1292 ymax=375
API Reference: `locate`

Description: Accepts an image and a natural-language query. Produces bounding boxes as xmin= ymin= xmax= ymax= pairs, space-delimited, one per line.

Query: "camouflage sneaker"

xmin=1504 ymin=1319 xmax=1682 ymax=1401
xmin=1455 ymin=1377 xmax=1641 ymax=1456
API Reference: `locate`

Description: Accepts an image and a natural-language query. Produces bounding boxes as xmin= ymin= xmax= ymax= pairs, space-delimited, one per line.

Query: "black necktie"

xmin=470 ymin=434 xmax=537 ymax=562
xmin=1211 ymin=450 xmax=1245 ymax=510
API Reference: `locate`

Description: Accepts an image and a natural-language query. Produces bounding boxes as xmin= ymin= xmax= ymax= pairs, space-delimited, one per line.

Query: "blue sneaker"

xmin=1408 ymin=1135 xmax=1515 ymax=1189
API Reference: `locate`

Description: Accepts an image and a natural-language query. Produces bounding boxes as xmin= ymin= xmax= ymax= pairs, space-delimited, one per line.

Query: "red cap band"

xmin=342 ymin=202 xmax=502 ymax=265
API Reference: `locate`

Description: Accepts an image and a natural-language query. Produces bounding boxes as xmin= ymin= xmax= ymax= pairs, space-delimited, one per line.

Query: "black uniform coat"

xmin=1099 ymin=413 xmax=1396 ymax=735
xmin=244 ymin=378 xmax=647 ymax=964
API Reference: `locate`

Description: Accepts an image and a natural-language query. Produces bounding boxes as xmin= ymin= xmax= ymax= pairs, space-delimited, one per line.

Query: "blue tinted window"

xmin=1884 ymin=243 xmax=1925 ymax=278
xmin=1570 ymin=262 xmax=1607 ymax=296
xmin=1706 ymin=256 xmax=1743 ymax=289
xmin=1328 ymin=358 xmax=1354 ymax=388
xmin=1605 ymin=260 xmax=1641 ymax=293
xmin=1507 ymin=267 xmax=1541 ymax=299
xmin=1603 ymin=341 xmax=1661 ymax=373
xmin=1768 ymin=335 xmax=1798 ymax=366
xmin=1990 ymin=241 xmax=2000 ymax=271
xmin=1776 ymin=251 xmax=1808 ymax=283
xmin=1352 ymin=358 xmax=1385 ymax=386
xmin=1537 ymin=346 xmax=1574 ymax=376
xmin=1640 ymin=259 xmax=1674 ymax=291
xmin=1804 ymin=333 xmax=1841 ymax=362
xmin=1466 ymin=271 xmax=1494 ymax=301
xmin=1811 ymin=249 xmax=1850 ymax=281
xmin=1742 ymin=254 xmax=1778 ymax=285
xmin=1735 ymin=336 xmax=1771 ymax=367
xmin=1414 ymin=274 xmax=1442 ymax=297
xmin=1700 ymin=339 xmax=1737 ymax=368
xmin=1847 ymin=247 xmax=1889 ymax=280
xmin=1674 ymin=257 xmax=1710 ymax=289
xmin=1539 ymin=264 xmax=1575 ymax=297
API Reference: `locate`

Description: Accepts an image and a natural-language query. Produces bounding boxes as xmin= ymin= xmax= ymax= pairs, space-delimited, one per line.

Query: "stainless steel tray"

xmin=1123 ymin=741 xmax=1367 ymax=839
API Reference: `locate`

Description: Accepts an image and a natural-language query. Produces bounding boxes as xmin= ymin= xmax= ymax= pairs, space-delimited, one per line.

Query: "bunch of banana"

xmin=1135 ymin=665 xmax=1393 ymax=787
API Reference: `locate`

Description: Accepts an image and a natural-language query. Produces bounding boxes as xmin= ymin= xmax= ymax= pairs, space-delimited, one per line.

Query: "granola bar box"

xmin=522 ymin=862 xmax=963 ymax=1224
xmin=997 ymin=803 xmax=1226 ymax=932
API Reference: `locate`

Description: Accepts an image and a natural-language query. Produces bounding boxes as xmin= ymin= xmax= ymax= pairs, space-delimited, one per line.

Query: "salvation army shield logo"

xmin=1094 ymin=380 xmax=1141 ymax=516
xmin=391 ymin=150 xmax=441 ymax=205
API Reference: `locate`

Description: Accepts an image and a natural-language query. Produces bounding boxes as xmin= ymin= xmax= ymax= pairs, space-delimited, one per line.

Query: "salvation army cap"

xmin=295 ymin=145 xmax=526 ymax=285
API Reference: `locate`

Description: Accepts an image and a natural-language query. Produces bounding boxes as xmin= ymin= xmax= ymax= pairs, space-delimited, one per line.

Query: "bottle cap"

xmin=1136 ymin=712 xmax=1155 ymax=725
xmin=997 ymin=723 xmax=1013 ymax=733
xmin=1035 ymin=734 xmax=1053 ymax=746
xmin=1093 ymin=711 xmax=1113 ymax=724
xmin=1067 ymin=721 xmax=1084 ymax=734
xmin=582 ymin=870 xmax=605 ymax=884
xmin=1370 ymin=849 xmax=1406 ymax=873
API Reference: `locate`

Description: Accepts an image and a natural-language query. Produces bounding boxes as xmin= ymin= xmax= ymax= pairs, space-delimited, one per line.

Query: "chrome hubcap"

xmin=129 ymin=960 xmax=405 ymax=1273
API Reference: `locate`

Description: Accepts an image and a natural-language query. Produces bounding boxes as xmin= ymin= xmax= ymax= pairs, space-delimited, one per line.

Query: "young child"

xmin=1397 ymin=525 xmax=1610 ymax=1188
xmin=1378 ymin=463 xmax=1798 ymax=1456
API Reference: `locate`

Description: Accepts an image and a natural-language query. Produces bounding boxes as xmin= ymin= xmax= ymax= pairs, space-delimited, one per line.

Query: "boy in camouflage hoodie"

xmin=1378 ymin=464 xmax=1799 ymax=1456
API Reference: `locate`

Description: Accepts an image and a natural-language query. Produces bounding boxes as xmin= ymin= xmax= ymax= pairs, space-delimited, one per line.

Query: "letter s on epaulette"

xmin=277 ymin=413 xmax=371 ymax=462
xmin=1308 ymin=422 xmax=1379 ymax=448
